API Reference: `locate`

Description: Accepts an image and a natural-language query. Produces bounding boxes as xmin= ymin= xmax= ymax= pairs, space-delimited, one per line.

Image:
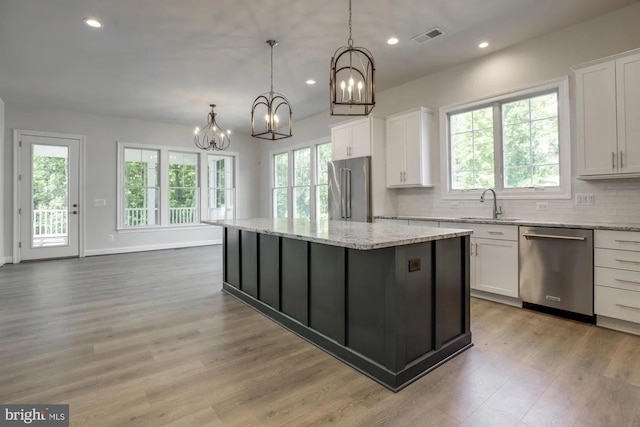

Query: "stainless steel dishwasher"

xmin=519 ymin=226 xmax=594 ymax=321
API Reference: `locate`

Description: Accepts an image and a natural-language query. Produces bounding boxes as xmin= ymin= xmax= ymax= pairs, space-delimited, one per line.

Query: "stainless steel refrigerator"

xmin=328 ymin=156 xmax=372 ymax=222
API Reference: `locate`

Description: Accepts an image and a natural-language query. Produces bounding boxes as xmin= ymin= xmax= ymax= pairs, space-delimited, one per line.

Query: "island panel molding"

xmin=212 ymin=219 xmax=473 ymax=391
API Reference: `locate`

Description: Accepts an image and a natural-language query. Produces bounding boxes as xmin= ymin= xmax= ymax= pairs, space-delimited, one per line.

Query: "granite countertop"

xmin=376 ymin=215 xmax=640 ymax=232
xmin=203 ymin=218 xmax=472 ymax=250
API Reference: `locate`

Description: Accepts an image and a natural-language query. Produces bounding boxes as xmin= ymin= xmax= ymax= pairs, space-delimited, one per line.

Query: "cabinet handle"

xmin=400 ymin=171 xmax=403 ymax=182
xmin=487 ymin=231 xmax=504 ymax=235
xmin=615 ymin=278 xmax=640 ymax=285
xmin=475 ymin=243 xmax=478 ymax=255
xmin=612 ymin=152 xmax=616 ymax=169
xmin=615 ymin=303 xmax=640 ymax=311
xmin=615 ymin=239 xmax=640 ymax=244
xmin=620 ymin=151 xmax=624 ymax=169
xmin=615 ymin=259 xmax=640 ymax=265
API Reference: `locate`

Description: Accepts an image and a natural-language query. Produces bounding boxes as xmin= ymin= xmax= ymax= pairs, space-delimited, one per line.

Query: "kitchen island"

xmin=204 ymin=218 xmax=473 ymax=391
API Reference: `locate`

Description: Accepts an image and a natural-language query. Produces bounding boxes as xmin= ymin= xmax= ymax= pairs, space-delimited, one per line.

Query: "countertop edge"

xmin=203 ymin=220 xmax=472 ymax=250
xmin=375 ymin=216 xmax=640 ymax=232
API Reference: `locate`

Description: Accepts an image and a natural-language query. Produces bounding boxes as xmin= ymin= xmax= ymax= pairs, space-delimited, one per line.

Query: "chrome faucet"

xmin=480 ymin=188 xmax=503 ymax=219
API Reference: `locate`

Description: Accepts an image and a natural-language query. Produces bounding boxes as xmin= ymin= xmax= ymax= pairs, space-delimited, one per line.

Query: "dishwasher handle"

xmin=522 ymin=233 xmax=586 ymax=241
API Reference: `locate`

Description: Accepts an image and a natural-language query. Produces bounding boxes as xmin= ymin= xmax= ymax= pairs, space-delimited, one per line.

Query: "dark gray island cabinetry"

xmin=205 ymin=218 xmax=473 ymax=391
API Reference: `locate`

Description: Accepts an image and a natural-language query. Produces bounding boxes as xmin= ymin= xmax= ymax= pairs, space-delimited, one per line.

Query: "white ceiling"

xmin=0 ymin=0 xmax=636 ymax=133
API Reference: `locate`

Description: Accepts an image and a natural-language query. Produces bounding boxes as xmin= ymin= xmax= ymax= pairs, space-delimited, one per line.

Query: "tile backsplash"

xmin=394 ymin=178 xmax=640 ymax=224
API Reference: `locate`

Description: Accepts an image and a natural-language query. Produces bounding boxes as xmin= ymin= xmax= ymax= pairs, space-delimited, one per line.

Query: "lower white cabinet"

xmin=594 ymin=230 xmax=640 ymax=332
xmin=441 ymin=222 xmax=519 ymax=299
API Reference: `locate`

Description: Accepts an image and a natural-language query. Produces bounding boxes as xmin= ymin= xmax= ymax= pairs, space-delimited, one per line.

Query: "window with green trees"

xmin=272 ymin=142 xmax=330 ymax=220
xmin=169 ymin=152 xmax=198 ymax=224
xmin=315 ymin=143 xmax=331 ymax=219
xmin=445 ymin=79 xmax=568 ymax=198
xmin=293 ymin=148 xmax=311 ymax=219
xmin=273 ymin=152 xmax=289 ymax=218
xmin=208 ymin=155 xmax=235 ymax=220
xmin=124 ymin=148 xmax=159 ymax=226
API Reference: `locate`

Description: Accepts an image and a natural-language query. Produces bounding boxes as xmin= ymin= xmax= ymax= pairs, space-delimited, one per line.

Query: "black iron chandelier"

xmin=193 ymin=104 xmax=231 ymax=151
xmin=330 ymin=0 xmax=375 ymax=116
xmin=251 ymin=40 xmax=293 ymax=140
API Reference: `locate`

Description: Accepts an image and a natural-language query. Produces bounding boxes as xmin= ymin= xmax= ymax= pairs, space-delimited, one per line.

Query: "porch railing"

xmin=33 ymin=209 xmax=67 ymax=237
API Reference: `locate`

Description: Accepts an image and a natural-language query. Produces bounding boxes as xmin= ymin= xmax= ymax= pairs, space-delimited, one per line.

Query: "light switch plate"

xmin=94 ymin=199 xmax=106 ymax=206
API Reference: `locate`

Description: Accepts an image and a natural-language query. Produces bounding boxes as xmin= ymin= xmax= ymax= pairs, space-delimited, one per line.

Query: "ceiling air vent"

xmin=411 ymin=27 xmax=445 ymax=44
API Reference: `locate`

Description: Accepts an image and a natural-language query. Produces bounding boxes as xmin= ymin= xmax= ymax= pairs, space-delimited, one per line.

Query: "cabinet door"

xmin=331 ymin=124 xmax=351 ymax=161
xmin=617 ymin=53 xmax=640 ymax=174
xmin=350 ymin=118 xmax=372 ymax=158
xmin=576 ymin=61 xmax=618 ymax=176
xmin=474 ymin=238 xmax=518 ymax=298
xmin=403 ymin=111 xmax=423 ymax=185
xmin=385 ymin=116 xmax=404 ymax=186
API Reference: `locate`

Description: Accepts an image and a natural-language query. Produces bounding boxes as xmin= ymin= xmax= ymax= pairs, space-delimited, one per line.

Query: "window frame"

xmin=168 ymin=150 xmax=200 ymax=225
xmin=270 ymin=138 xmax=331 ymax=219
xmin=440 ymin=77 xmax=571 ymax=200
xmin=117 ymin=141 xmax=238 ymax=230
xmin=207 ymin=154 xmax=236 ymax=221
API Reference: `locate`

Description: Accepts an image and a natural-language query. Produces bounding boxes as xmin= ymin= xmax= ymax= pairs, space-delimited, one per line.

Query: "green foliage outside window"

xmin=33 ymin=155 xmax=67 ymax=210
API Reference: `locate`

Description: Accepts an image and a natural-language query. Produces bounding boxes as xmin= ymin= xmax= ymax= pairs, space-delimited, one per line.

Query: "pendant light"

xmin=330 ymin=0 xmax=375 ymax=116
xmin=251 ymin=40 xmax=292 ymax=140
xmin=193 ymin=104 xmax=231 ymax=151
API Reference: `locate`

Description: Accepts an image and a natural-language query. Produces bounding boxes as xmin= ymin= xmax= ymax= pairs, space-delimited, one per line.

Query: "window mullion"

xmin=493 ymin=102 xmax=504 ymax=192
xmin=159 ymin=149 xmax=169 ymax=226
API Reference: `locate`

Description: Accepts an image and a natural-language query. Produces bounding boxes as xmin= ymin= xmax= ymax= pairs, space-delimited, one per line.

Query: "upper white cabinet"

xmin=331 ymin=117 xmax=377 ymax=160
xmin=385 ymin=107 xmax=434 ymax=187
xmin=575 ymin=49 xmax=640 ymax=178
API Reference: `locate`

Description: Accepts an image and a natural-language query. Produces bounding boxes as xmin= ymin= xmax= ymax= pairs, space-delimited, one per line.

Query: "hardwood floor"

xmin=1 ymin=246 xmax=639 ymax=426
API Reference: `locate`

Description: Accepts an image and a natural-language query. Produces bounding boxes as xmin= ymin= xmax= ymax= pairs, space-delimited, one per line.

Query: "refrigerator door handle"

xmin=345 ymin=168 xmax=352 ymax=218
xmin=340 ymin=168 xmax=347 ymax=218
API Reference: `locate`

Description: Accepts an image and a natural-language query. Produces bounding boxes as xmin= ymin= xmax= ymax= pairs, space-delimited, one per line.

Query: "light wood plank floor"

xmin=1 ymin=246 xmax=639 ymax=427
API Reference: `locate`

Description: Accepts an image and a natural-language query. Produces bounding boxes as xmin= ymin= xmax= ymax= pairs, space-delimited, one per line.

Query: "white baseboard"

xmin=84 ymin=240 xmax=222 ymax=257
xmin=0 ymin=256 xmax=13 ymax=266
xmin=470 ymin=289 xmax=522 ymax=308
xmin=597 ymin=316 xmax=640 ymax=337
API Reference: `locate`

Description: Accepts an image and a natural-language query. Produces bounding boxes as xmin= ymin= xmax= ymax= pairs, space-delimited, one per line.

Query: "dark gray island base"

xmin=213 ymin=219 xmax=473 ymax=392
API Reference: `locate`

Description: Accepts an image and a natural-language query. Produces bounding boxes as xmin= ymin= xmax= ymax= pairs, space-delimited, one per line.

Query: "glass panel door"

xmin=20 ymin=134 xmax=80 ymax=261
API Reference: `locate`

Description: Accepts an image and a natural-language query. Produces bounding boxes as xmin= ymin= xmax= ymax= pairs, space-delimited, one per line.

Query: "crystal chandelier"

xmin=330 ymin=0 xmax=375 ymax=116
xmin=193 ymin=104 xmax=231 ymax=151
xmin=251 ymin=40 xmax=292 ymax=140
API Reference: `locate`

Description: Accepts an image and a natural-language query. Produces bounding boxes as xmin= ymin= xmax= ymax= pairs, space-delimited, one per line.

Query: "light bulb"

xmin=194 ymin=127 xmax=200 ymax=135
xmin=340 ymin=81 xmax=346 ymax=90
xmin=213 ymin=126 xmax=217 ymax=131
xmin=274 ymin=115 xmax=279 ymax=123
xmin=265 ymin=114 xmax=269 ymax=122
xmin=358 ymin=81 xmax=363 ymax=90
xmin=349 ymin=77 xmax=354 ymax=87
xmin=227 ymin=130 xmax=231 ymax=135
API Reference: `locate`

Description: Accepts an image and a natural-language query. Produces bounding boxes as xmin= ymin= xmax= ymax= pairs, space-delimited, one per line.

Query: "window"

xmin=169 ymin=152 xmax=199 ymax=224
xmin=315 ymin=143 xmax=332 ymax=219
xmin=118 ymin=143 xmax=237 ymax=229
xmin=208 ymin=155 xmax=235 ymax=220
xmin=293 ymin=148 xmax=311 ymax=219
xmin=123 ymin=148 xmax=159 ymax=226
xmin=271 ymin=141 xmax=331 ymax=219
xmin=443 ymin=78 xmax=570 ymax=199
xmin=273 ymin=152 xmax=289 ymax=218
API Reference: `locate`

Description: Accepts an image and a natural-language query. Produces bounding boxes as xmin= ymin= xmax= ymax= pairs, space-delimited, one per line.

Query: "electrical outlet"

xmin=450 ymin=202 xmax=459 ymax=209
xmin=575 ymin=193 xmax=595 ymax=205
xmin=536 ymin=202 xmax=549 ymax=211
xmin=108 ymin=234 xmax=114 ymax=242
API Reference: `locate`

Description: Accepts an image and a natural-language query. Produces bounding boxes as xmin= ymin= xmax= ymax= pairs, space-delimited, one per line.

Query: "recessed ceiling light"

xmin=387 ymin=37 xmax=399 ymax=45
xmin=478 ymin=41 xmax=489 ymax=49
xmin=84 ymin=18 xmax=103 ymax=29
xmin=306 ymin=79 xmax=316 ymax=85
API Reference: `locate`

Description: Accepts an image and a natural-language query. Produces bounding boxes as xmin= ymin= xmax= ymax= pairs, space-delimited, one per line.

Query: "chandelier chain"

xmin=270 ymin=42 xmax=274 ymax=95
xmin=348 ymin=0 xmax=353 ymax=46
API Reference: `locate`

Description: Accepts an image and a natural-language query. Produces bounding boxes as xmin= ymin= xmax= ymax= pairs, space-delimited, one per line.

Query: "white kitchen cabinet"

xmin=594 ymin=230 xmax=640 ymax=335
xmin=330 ymin=117 xmax=380 ymax=161
xmin=575 ymin=49 xmax=640 ymax=178
xmin=441 ymin=222 xmax=519 ymax=299
xmin=385 ymin=107 xmax=434 ymax=187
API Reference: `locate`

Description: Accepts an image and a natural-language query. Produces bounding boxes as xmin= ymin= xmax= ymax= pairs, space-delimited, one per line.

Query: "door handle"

xmin=522 ymin=233 xmax=586 ymax=241
xmin=72 ymin=204 xmax=78 ymax=208
xmin=70 ymin=210 xmax=78 ymax=215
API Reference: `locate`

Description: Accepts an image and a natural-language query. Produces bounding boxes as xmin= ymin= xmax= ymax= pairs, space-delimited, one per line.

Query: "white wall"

xmin=0 ymin=97 xmax=5 ymax=265
xmin=258 ymin=2 xmax=640 ymax=223
xmin=3 ymin=105 xmax=260 ymax=259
